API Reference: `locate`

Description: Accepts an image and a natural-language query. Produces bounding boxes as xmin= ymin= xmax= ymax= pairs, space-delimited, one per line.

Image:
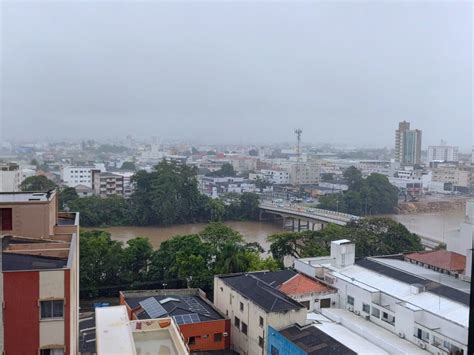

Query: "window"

xmin=240 ymin=302 xmax=244 ymax=312
xmin=40 ymin=300 xmax=64 ymax=319
xmin=229 ymin=294 xmax=232 ymax=305
xmin=0 ymin=208 xmax=12 ymax=231
xmin=214 ymin=333 xmax=222 ymax=342
xmin=382 ymin=312 xmax=395 ymax=325
xmin=371 ymin=307 xmax=380 ymax=318
xmin=234 ymin=316 xmax=240 ymax=328
xmin=189 ymin=336 xmax=196 ymax=345
xmin=320 ymin=298 xmax=331 ymax=308
xmin=40 ymin=349 xmax=64 ymax=355
xmin=362 ymin=303 xmax=370 ymax=313
xmin=347 ymin=295 xmax=354 ymax=306
xmin=271 ymin=345 xmax=280 ymax=355
xmin=259 ymin=316 xmax=264 ymax=328
xmin=416 ymin=328 xmax=429 ymax=342
xmin=241 ymin=322 xmax=248 ymax=335
xmin=258 ymin=336 xmax=264 ymax=348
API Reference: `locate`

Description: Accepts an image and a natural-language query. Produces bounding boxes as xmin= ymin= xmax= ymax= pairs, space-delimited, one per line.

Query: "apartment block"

xmin=61 ymin=166 xmax=97 ymax=188
xmin=0 ymin=191 xmax=79 ymax=355
xmin=428 ymin=145 xmax=459 ymax=162
xmin=394 ymin=121 xmax=422 ymax=166
xmin=92 ymin=171 xmax=124 ymax=197
xmin=214 ymin=273 xmax=307 ymax=355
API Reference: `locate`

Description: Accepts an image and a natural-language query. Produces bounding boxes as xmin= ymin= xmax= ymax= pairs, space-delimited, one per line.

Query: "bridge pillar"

xmin=298 ymin=219 xmax=301 ymax=232
xmin=306 ymin=221 xmax=309 ymax=230
xmin=311 ymin=223 xmax=315 ymax=231
xmin=292 ymin=219 xmax=295 ymax=231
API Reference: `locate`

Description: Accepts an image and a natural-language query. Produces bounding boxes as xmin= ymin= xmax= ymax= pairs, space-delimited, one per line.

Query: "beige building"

xmin=0 ymin=191 xmax=79 ymax=355
xmin=288 ymin=162 xmax=320 ymax=186
xmin=92 ymin=171 xmax=124 ymax=197
xmin=432 ymin=164 xmax=471 ymax=188
xmin=214 ymin=273 xmax=307 ymax=355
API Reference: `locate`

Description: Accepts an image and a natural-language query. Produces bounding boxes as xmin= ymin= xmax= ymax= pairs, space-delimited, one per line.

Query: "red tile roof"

xmin=405 ymin=250 xmax=466 ymax=272
xmin=278 ymin=273 xmax=333 ymax=295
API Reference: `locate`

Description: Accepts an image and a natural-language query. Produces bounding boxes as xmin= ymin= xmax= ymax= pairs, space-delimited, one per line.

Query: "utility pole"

xmin=294 ymin=129 xmax=302 ymax=187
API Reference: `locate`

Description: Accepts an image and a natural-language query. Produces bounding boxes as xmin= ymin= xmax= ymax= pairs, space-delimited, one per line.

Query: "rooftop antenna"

xmin=294 ymin=129 xmax=302 ymax=186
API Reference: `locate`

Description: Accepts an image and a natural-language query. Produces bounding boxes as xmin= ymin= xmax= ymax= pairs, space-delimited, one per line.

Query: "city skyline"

xmin=1 ymin=1 xmax=472 ymax=149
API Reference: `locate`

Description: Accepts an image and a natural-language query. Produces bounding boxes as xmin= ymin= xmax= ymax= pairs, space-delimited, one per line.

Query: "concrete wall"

xmin=267 ymin=325 xmax=306 ymax=355
xmin=214 ymin=277 xmax=306 ymax=355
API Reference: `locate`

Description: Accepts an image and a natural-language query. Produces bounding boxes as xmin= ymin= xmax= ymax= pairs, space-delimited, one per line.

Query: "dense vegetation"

xmin=268 ymin=217 xmax=423 ymax=262
xmin=80 ymin=223 xmax=278 ymax=298
xmin=20 ymin=175 xmax=57 ymax=191
xmin=318 ymin=167 xmax=399 ymax=215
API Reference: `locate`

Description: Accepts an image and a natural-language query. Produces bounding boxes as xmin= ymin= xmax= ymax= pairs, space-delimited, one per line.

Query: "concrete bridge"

xmin=259 ymin=202 xmax=360 ymax=232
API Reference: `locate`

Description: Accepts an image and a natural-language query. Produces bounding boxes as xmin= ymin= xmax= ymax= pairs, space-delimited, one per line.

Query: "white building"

xmin=261 ymin=169 xmax=290 ymax=185
xmin=61 ymin=164 xmax=105 ymax=188
xmin=295 ymin=240 xmax=469 ymax=355
xmin=428 ymin=145 xmax=459 ymax=162
xmin=0 ymin=163 xmax=21 ymax=192
xmin=214 ymin=273 xmax=307 ymax=355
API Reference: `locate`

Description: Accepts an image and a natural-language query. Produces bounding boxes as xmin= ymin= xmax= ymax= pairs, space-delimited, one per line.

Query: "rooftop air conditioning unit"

xmin=364 ymin=315 xmax=370 ymax=320
xmin=398 ymin=332 xmax=405 ymax=339
xmin=354 ymin=310 xmax=360 ymax=315
xmin=419 ymin=342 xmax=427 ymax=349
xmin=347 ymin=305 xmax=354 ymax=312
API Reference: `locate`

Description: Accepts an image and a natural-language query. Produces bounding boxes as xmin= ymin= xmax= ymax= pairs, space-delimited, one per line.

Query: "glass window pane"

xmin=41 ymin=301 xmax=52 ymax=318
xmin=53 ymin=301 xmax=63 ymax=318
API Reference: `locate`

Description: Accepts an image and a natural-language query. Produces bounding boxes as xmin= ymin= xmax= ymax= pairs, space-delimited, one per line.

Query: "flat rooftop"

xmin=321 ymin=309 xmax=429 ymax=354
xmin=331 ymin=260 xmax=469 ymax=328
xmin=0 ymin=191 xmax=55 ymax=203
xmin=2 ymin=235 xmax=70 ymax=271
xmin=95 ymin=306 xmax=188 ymax=355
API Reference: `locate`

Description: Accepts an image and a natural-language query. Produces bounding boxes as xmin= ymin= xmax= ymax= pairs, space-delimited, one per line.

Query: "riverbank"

xmin=85 ymin=220 xmax=284 ymax=252
xmin=395 ymin=197 xmax=468 ymax=215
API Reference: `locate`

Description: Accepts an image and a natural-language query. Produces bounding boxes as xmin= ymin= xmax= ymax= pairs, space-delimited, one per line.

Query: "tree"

xmin=20 ymin=175 xmax=57 ymax=191
xmin=238 ymin=192 xmax=260 ymax=220
xmin=207 ymin=163 xmax=236 ymax=177
xmin=267 ymin=218 xmax=423 ymax=262
xmin=248 ymin=149 xmax=259 ymax=156
xmin=130 ymin=161 xmax=208 ymax=225
xmin=80 ymin=230 xmax=125 ymax=298
xmin=121 ymin=161 xmax=136 ymax=171
xmin=30 ymin=159 xmax=38 ymax=166
xmin=68 ymin=195 xmax=130 ymax=227
xmin=58 ymin=187 xmax=78 ymax=210
xmin=122 ymin=238 xmax=154 ymax=286
xmin=319 ymin=168 xmax=398 ymax=216
xmin=321 ymin=173 xmax=334 ymax=182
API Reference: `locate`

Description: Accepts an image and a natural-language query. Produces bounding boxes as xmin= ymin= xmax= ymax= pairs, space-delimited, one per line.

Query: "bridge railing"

xmin=259 ymin=202 xmax=359 ymax=221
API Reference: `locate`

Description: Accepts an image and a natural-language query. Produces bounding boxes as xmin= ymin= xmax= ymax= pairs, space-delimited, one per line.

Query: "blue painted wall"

xmin=267 ymin=325 xmax=307 ymax=355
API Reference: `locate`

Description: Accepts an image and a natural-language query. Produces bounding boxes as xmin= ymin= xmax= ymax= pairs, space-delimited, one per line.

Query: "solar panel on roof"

xmin=173 ymin=313 xmax=201 ymax=325
xmin=183 ymin=297 xmax=209 ymax=314
xmin=139 ymin=297 xmax=167 ymax=318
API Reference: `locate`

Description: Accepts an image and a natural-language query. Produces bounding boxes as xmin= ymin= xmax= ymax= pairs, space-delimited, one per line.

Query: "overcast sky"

xmin=1 ymin=1 xmax=472 ymax=149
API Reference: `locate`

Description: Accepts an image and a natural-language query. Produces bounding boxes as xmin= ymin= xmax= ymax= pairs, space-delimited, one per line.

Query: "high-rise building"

xmin=0 ymin=191 xmax=79 ymax=355
xmin=394 ymin=121 xmax=422 ymax=166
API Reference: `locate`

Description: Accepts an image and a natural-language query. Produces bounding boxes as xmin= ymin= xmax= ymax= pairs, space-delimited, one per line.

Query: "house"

xmin=214 ymin=273 xmax=307 ymax=355
xmin=120 ymin=289 xmax=230 ymax=352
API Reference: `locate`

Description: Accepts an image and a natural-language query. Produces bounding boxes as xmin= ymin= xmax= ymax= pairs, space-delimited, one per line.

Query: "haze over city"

xmin=1 ymin=1 xmax=472 ymax=149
